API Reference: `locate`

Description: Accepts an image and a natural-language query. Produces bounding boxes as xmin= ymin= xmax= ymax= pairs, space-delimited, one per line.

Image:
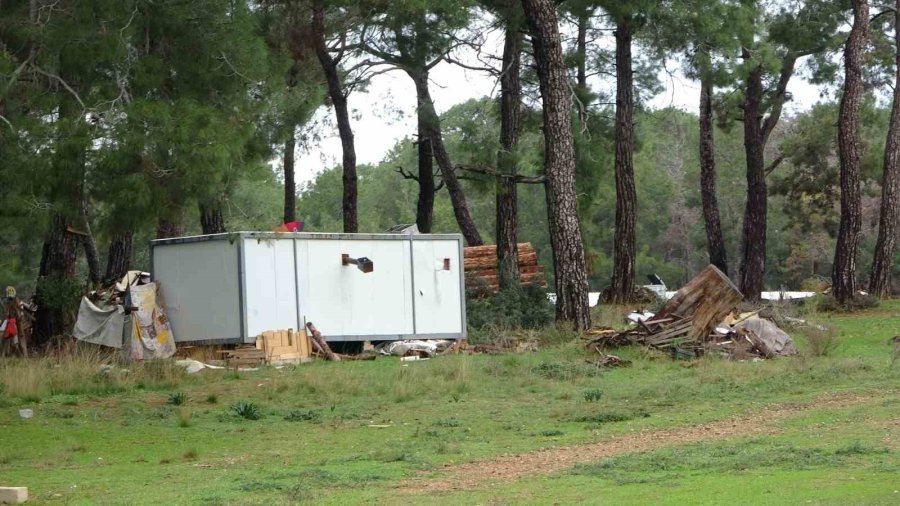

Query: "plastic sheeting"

xmin=73 ymin=297 xmax=126 ymax=348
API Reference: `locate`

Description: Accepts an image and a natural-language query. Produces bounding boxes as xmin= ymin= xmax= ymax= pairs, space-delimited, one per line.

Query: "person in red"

xmin=1 ymin=289 xmax=27 ymax=357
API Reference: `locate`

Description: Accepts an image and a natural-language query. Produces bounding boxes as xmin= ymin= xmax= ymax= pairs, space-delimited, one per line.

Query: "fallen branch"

xmin=305 ymin=322 xmax=340 ymax=361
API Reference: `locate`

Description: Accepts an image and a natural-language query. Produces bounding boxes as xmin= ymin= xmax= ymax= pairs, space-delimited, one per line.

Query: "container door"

xmin=412 ymin=239 xmax=463 ymax=335
xmin=296 ymin=239 xmax=414 ymax=339
xmin=242 ymin=238 xmax=299 ymax=338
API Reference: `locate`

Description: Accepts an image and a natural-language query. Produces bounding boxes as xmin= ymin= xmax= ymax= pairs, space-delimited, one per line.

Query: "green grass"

xmin=1 ymin=301 xmax=899 ymax=504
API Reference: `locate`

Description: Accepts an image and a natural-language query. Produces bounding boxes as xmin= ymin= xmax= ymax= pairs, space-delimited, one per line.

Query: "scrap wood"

xmin=586 ymin=353 xmax=632 ymax=368
xmin=654 ymin=264 xmax=743 ymax=340
xmin=305 ymin=322 xmax=340 ymax=361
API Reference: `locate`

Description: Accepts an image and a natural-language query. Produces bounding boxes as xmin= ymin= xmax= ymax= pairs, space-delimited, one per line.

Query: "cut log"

xmin=654 ymin=265 xmax=742 ymax=340
xmin=464 ymin=264 xmax=543 ymax=278
xmin=305 ymin=322 xmax=341 ymax=361
xmin=464 ymin=242 xmax=535 ymax=258
xmin=464 ymin=252 xmax=538 ymax=270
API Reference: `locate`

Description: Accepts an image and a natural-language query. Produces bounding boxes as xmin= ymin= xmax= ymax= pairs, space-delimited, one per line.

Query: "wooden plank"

xmin=653 ymin=265 xmax=742 ymax=340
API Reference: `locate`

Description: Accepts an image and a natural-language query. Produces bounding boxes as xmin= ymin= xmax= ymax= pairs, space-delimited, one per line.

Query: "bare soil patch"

xmin=402 ymin=393 xmax=869 ymax=493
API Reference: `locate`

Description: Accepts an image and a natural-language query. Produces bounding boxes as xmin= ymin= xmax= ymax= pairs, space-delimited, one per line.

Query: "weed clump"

xmin=531 ymin=362 xmax=601 ymax=380
xmin=583 ymin=388 xmax=603 ymax=402
xmin=800 ymin=326 xmax=839 ymax=357
xmin=284 ymin=409 xmax=320 ymax=422
xmin=168 ymin=392 xmax=187 ymax=406
xmin=466 ymin=285 xmax=554 ymax=339
xmin=231 ymin=401 xmax=262 ymax=420
xmin=817 ymin=294 xmax=879 ymax=313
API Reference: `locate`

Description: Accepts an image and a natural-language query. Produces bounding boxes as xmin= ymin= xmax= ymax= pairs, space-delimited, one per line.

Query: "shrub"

xmin=466 ymin=285 xmax=554 ymax=335
xmin=817 ymin=294 xmax=879 ymax=313
xmin=801 ymin=325 xmax=839 ymax=357
xmin=231 ymin=401 xmax=261 ymax=420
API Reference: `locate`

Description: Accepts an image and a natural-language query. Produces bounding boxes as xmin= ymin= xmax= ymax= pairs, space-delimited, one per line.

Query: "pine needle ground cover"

xmin=1 ymin=302 xmax=899 ymax=504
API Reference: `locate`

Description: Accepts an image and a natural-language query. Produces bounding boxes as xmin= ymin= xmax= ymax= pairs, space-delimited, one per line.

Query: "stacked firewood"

xmin=463 ymin=242 xmax=546 ymax=292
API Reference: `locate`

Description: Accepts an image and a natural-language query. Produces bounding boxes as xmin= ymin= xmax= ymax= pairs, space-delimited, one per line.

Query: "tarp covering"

xmin=73 ymin=297 xmax=126 ymax=348
xmin=129 ymin=282 xmax=176 ymax=360
xmin=374 ymin=339 xmax=453 ymax=357
xmin=735 ymin=316 xmax=798 ymax=357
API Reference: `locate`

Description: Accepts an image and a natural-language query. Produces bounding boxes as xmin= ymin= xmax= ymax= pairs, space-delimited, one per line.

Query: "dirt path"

xmin=402 ymin=393 xmax=868 ymax=493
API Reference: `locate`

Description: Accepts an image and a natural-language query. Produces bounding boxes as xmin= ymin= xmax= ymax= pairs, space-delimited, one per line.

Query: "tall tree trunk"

xmin=739 ymin=64 xmax=767 ymax=301
xmin=33 ymin=214 xmax=78 ymax=347
xmin=497 ymin=24 xmax=522 ymax=291
xmin=699 ymin=71 xmax=728 ymax=274
xmin=414 ymin=93 xmax=436 ymax=234
xmin=869 ymin=0 xmax=900 ymax=298
xmin=609 ymin=18 xmax=637 ymax=303
xmin=283 ymin=130 xmax=296 ymax=223
xmin=200 ymin=204 xmax=226 ymax=234
xmin=104 ymin=232 xmax=133 ymax=283
xmin=522 ymin=0 xmax=591 ymax=330
xmin=409 ymin=69 xmax=483 ymax=245
xmin=833 ymin=0 xmax=869 ymax=303
xmin=312 ymin=0 xmax=358 ymax=233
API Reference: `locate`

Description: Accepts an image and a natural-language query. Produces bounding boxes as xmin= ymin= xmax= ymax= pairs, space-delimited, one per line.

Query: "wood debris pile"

xmin=585 ymin=265 xmax=789 ymax=359
xmin=463 ymin=242 xmax=546 ymax=292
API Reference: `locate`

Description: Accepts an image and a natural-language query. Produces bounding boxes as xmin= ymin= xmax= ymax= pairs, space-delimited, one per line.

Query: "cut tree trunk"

xmin=410 ymin=69 xmax=483 ymax=246
xmin=104 ymin=232 xmax=133 ymax=283
xmin=655 ymin=264 xmax=743 ymax=340
xmin=283 ymin=130 xmax=296 ymax=223
xmin=832 ymin=0 xmax=868 ymax=303
xmin=497 ymin=23 xmax=522 ymax=291
xmin=610 ymin=18 xmax=637 ymax=303
xmin=739 ymin=64 xmax=767 ymax=302
xmin=313 ymin=0 xmax=357 ymax=233
xmin=522 ymin=0 xmax=591 ymax=330
xmin=869 ymin=0 xmax=900 ymax=298
xmin=200 ymin=204 xmax=226 ymax=234
xmin=33 ymin=214 xmax=78 ymax=347
xmin=699 ymin=71 xmax=728 ymax=275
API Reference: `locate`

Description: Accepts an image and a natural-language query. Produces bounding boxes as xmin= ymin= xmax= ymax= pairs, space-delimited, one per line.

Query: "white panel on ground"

xmin=297 ymin=239 xmax=413 ymax=338
xmin=412 ymin=240 xmax=463 ymax=335
xmin=243 ymin=238 xmax=299 ymax=337
xmin=152 ymin=239 xmax=241 ymax=342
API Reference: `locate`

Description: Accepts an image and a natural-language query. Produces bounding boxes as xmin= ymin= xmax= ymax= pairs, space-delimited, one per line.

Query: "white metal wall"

xmin=242 ymin=238 xmax=299 ymax=337
xmin=412 ymin=239 xmax=463 ymax=334
xmin=295 ymin=239 xmax=414 ymax=338
xmin=152 ymin=239 xmax=242 ymax=342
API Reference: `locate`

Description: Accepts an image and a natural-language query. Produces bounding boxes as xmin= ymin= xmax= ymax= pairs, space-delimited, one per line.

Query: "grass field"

xmin=1 ymin=300 xmax=899 ymax=504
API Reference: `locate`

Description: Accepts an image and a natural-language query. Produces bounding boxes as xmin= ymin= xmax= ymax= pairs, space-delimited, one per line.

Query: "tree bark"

xmin=283 ymin=130 xmax=296 ymax=224
xmin=699 ymin=71 xmax=728 ymax=274
xmin=312 ymin=0 xmax=358 ymax=233
xmin=609 ymin=18 xmax=637 ymax=303
xmin=739 ymin=51 xmax=798 ymax=301
xmin=414 ymin=98 xmax=435 ymax=234
xmin=409 ymin=69 xmax=483 ymax=246
xmin=496 ymin=24 xmax=522 ymax=291
xmin=832 ymin=0 xmax=868 ymax=303
xmin=33 ymin=214 xmax=78 ymax=347
xmin=200 ymin=204 xmax=226 ymax=234
xmin=739 ymin=64 xmax=767 ymax=301
xmin=104 ymin=232 xmax=133 ymax=283
xmin=869 ymin=0 xmax=900 ymax=298
xmin=522 ymin=0 xmax=591 ymax=330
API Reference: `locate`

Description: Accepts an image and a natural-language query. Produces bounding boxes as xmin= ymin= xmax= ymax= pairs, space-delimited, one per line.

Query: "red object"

xmin=284 ymin=221 xmax=303 ymax=232
xmin=3 ymin=317 xmax=16 ymax=339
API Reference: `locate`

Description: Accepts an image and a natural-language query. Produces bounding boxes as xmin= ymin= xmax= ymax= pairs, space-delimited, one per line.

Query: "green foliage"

xmin=817 ymin=294 xmax=880 ymax=313
xmin=231 ymin=401 xmax=262 ymax=420
xmin=284 ymin=409 xmax=321 ymax=423
xmin=582 ymin=388 xmax=603 ymax=402
xmin=167 ymin=392 xmax=188 ymax=406
xmin=466 ymin=285 xmax=555 ymax=332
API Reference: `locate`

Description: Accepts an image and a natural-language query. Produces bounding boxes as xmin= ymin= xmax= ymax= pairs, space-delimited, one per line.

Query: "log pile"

xmin=463 ymin=242 xmax=547 ymax=292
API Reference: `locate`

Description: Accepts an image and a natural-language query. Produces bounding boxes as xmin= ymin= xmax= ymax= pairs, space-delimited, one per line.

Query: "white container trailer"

xmin=150 ymin=232 xmax=466 ymax=345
